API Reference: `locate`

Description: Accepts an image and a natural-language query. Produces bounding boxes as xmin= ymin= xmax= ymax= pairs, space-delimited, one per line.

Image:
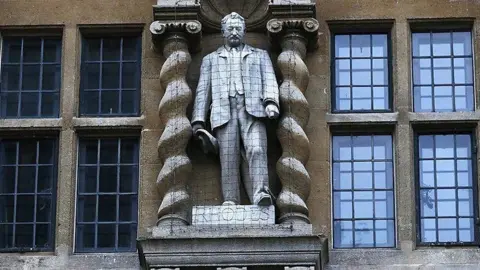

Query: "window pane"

xmin=351 ymin=35 xmax=371 ymax=58
xmin=352 ymin=87 xmax=371 ymax=110
xmin=42 ymin=65 xmax=61 ymax=90
xmin=102 ymin=63 xmax=120 ymax=89
xmin=412 ymin=31 xmax=474 ymax=112
xmin=372 ymin=35 xmax=387 ymax=57
xmin=1 ymin=65 xmax=20 ymax=91
xmin=20 ymin=92 xmax=39 ymax=117
xmin=372 ymin=59 xmax=387 ymax=85
xmin=43 ymin=39 xmax=61 ymax=63
xmin=335 ymin=35 xmax=350 ymax=57
xmin=76 ymin=137 xmax=139 ymax=252
xmin=335 ymin=59 xmax=350 ymax=86
xmin=84 ymin=63 xmax=100 ymax=89
xmin=22 ymin=65 xmax=41 ymax=90
xmin=122 ymin=63 xmax=137 ymax=89
xmin=351 ymin=59 xmax=371 ymax=85
xmin=102 ymin=38 xmax=121 ymax=61
xmin=23 ymin=38 xmax=42 ymax=62
xmin=3 ymin=39 xmax=22 ymax=63
xmin=123 ymin=38 xmax=139 ymax=61
xmin=417 ymin=133 xmax=476 ymax=244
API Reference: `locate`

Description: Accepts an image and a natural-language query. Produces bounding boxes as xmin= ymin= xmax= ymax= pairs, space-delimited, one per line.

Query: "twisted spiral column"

xmin=150 ymin=21 xmax=201 ymax=226
xmin=267 ymin=18 xmax=319 ymax=224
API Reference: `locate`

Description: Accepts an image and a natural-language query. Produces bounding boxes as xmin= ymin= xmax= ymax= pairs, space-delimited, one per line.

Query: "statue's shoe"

xmin=254 ymin=192 xmax=273 ymax=206
xmin=222 ymin=200 xmax=236 ymax=206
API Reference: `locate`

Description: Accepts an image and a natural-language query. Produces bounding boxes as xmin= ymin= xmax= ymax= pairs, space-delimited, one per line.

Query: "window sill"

xmin=72 ymin=116 xmax=144 ymax=129
xmin=0 ymin=118 xmax=62 ymax=130
xmin=408 ymin=111 xmax=480 ymax=123
xmin=326 ymin=112 xmax=398 ymax=125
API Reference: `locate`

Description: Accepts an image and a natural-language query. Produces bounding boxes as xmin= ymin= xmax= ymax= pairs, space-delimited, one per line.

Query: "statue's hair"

xmin=221 ymin=12 xmax=245 ymax=33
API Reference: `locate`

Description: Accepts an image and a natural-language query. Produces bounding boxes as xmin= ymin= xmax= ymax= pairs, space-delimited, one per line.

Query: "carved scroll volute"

xmin=267 ymin=17 xmax=319 ymax=224
xmin=150 ymin=19 xmax=202 ymax=226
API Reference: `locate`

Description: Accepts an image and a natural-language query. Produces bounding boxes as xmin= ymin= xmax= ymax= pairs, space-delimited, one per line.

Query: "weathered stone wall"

xmin=0 ymin=0 xmax=480 ymax=269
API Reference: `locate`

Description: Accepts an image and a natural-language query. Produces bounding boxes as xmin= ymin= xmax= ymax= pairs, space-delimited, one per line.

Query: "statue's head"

xmin=221 ymin=12 xmax=245 ymax=47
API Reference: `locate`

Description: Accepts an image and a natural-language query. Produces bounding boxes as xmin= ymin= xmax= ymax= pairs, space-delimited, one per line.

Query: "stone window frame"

xmin=329 ymin=21 xmax=394 ymax=114
xmin=0 ymin=134 xmax=59 ymax=252
xmin=74 ymin=134 xmax=140 ymax=253
xmin=0 ymin=30 xmax=63 ymax=119
xmin=78 ymin=29 xmax=142 ymax=118
xmin=414 ymin=129 xmax=479 ymax=246
xmin=411 ymin=30 xmax=474 ymax=112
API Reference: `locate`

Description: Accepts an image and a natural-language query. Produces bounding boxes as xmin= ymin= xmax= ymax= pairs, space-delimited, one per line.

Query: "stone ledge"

xmin=0 ymin=118 xmax=62 ymax=130
xmin=151 ymin=224 xmax=314 ymax=238
xmin=72 ymin=116 xmax=144 ymax=129
xmin=326 ymin=113 xmax=398 ymax=125
xmin=138 ymin=232 xmax=328 ymax=270
xmin=408 ymin=111 xmax=480 ymax=123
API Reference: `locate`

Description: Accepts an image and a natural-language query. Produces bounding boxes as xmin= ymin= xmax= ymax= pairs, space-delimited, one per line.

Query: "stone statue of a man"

xmin=192 ymin=12 xmax=280 ymax=206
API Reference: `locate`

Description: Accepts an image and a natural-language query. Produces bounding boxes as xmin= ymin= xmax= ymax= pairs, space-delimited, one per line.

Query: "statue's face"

xmin=222 ymin=18 xmax=245 ymax=47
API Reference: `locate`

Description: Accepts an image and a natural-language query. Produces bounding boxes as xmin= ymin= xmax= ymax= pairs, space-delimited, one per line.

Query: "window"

xmin=80 ymin=37 xmax=141 ymax=116
xmin=0 ymin=37 xmax=61 ymax=118
xmin=332 ymin=134 xmax=395 ymax=248
xmin=0 ymin=139 xmax=57 ymax=251
xmin=75 ymin=137 xmax=139 ymax=252
xmin=416 ymin=133 xmax=477 ymax=245
xmin=332 ymin=34 xmax=391 ymax=112
xmin=412 ymin=31 xmax=474 ymax=112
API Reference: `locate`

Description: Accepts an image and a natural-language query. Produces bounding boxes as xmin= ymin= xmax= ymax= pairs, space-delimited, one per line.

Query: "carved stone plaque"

xmin=192 ymin=205 xmax=275 ymax=225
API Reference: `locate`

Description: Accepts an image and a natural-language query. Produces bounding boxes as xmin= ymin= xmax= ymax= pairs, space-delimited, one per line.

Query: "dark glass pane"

xmin=36 ymin=195 xmax=51 ymax=222
xmin=85 ymin=39 xmax=101 ymax=61
xmin=98 ymin=195 xmax=116 ymax=222
xmin=0 ymin=224 xmax=14 ymax=248
xmin=16 ymin=195 xmax=35 ymax=222
xmin=333 ymin=221 xmax=353 ymax=248
xmin=84 ymin=63 xmax=100 ymax=89
xmin=438 ymin=218 xmax=457 ymax=242
xmin=23 ymin=38 xmax=41 ymax=63
xmin=119 ymin=166 xmax=137 ymax=193
xmin=336 ymin=87 xmax=351 ymax=110
xmin=121 ymin=63 xmax=137 ymax=89
xmin=43 ymin=39 xmax=61 ymax=63
xmin=103 ymin=38 xmax=121 ymax=61
xmin=0 ymin=195 xmax=15 ymax=222
xmin=3 ymin=39 xmax=22 ymax=63
xmin=79 ymin=139 xmax=98 ymax=164
xmin=42 ymin=65 xmax=61 ymax=90
xmin=333 ymin=191 xmax=352 ymax=219
xmin=41 ymin=92 xmax=58 ymax=117
xmin=77 ymin=195 xmax=96 ymax=222
xmin=17 ymin=166 xmax=36 ymax=193
xmin=351 ymin=59 xmax=371 ymax=85
xmin=372 ymin=35 xmax=387 ymax=57
xmin=102 ymin=63 xmax=120 ymax=89
xmin=15 ymin=224 xmax=34 ymax=248
xmin=432 ymin=33 xmax=451 ymax=56
xmin=37 ymin=166 xmax=53 ymax=193
xmin=39 ymin=140 xmax=55 ymax=164
xmin=452 ymin=32 xmax=472 ymax=56
xmin=0 ymin=167 xmax=16 ymax=194
xmin=1 ymin=65 xmax=20 ymax=91
xmin=119 ymin=195 xmax=136 ymax=222
xmin=352 ymin=136 xmax=372 ymax=160
xmin=97 ymin=224 xmax=116 ymax=248
xmin=333 ymin=162 xmax=352 ymax=190
xmin=3 ymin=92 xmax=19 ymax=117
xmin=351 ymin=35 xmax=371 ymax=58
xmin=77 ymin=224 xmax=95 ymax=249
xmin=354 ymin=220 xmax=374 ymax=247
xmin=35 ymin=224 xmax=50 ymax=248
xmin=20 ymin=92 xmax=39 ymax=117
xmin=336 ymin=59 xmax=350 ymax=86
xmin=100 ymin=90 xmax=119 ymax=114
xmin=118 ymin=224 xmax=134 ymax=249
xmin=332 ymin=136 xmax=351 ymax=161
xmin=352 ymin=87 xmax=371 ymax=110
xmin=99 ymin=166 xmax=117 ymax=193
xmin=120 ymin=139 xmax=137 ymax=164
xmin=121 ymin=90 xmax=136 ymax=114
xmin=22 ymin=65 xmax=41 ymax=90
xmin=19 ymin=141 xmax=37 ymax=164
xmin=78 ymin=166 xmax=97 ymax=193
xmin=1 ymin=141 xmax=17 ymax=164
xmin=82 ymin=90 xmax=99 ymax=115
xmin=100 ymin=139 xmax=118 ymax=164
xmin=122 ymin=38 xmax=138 ymax=60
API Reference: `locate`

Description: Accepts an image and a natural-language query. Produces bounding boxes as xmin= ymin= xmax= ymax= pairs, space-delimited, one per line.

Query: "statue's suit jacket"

xmin=192 ymin=44 xmax=280 ymax=130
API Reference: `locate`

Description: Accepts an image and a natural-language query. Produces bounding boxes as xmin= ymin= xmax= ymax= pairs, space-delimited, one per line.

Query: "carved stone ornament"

xmin=266 ymin=1 xmax=319 ymax=225
xmin=150 ymin=3 xmax=203 ymax=226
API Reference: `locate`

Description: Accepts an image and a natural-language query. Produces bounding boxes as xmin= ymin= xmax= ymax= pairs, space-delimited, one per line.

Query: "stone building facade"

xmin=1 ymin=0 xmax=480 ymax=269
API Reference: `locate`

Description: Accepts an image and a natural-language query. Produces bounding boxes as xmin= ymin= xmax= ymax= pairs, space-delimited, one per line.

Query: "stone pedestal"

xmin=138 ymin=224 xmax=328 ymax=270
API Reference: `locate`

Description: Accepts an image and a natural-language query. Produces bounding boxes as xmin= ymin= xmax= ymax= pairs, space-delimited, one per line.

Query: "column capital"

xmin=267 ymin=18 xmax=319 ymax=52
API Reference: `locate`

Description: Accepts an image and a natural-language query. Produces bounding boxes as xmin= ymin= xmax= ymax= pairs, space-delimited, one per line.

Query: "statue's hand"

xmin=265 ymin=104 xmax=279 ymax=119
xmin=192 ymin=123 xmax=205 ymax=137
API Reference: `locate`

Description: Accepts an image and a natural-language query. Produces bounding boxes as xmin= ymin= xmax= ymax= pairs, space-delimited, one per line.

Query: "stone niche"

xmin=137 ymin=1 xmax=328 ymax=269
